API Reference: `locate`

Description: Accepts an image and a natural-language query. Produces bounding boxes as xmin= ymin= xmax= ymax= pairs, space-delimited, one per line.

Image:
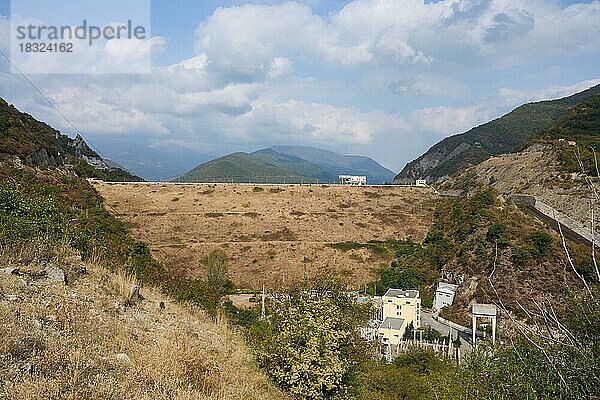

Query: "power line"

xmin=0 ymin=48 xmax=106 ymax=158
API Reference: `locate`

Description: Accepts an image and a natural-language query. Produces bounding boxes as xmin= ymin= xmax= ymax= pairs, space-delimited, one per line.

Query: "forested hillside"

xmin=395 ymin=84 xmax=600 ymax=184
xmin=179 ymin=151 xmax=309 ymax=183
xmin=536 ymin=92 xmax=600 ymax=175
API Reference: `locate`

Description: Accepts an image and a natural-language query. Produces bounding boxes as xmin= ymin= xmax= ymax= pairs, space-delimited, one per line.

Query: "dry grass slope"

xmin=465 ymin=146 xmax=594 ymax=232
xmin=0 ymin=248 xmax=285 ymax=400
xmin=95 ymin=183 xmax=437 ymax=289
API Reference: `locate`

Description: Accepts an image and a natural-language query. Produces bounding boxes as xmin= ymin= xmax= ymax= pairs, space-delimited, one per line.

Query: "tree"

xmin=253 ymin=277 xmax=372 ymax=399
xmin=530 ymin=230 xmax=552 ymax=259
xmin=202 ymin=249 xmax=228 ymax=296
xmin=403 ymin=322 xmax=415 ymax=340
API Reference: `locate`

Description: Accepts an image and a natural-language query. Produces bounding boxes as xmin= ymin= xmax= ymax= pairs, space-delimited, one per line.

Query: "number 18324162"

xmin=19 ymin=42 xmax=74 ymax=53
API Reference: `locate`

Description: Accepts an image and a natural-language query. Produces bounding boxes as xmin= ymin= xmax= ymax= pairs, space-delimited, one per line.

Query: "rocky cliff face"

xmin=26 ymin=148 xmax=64 ymax=167
xmin=0 ymin=99 xmax=141 ymax=181
xmin=395 ymin=141 xmax=479 ymax=184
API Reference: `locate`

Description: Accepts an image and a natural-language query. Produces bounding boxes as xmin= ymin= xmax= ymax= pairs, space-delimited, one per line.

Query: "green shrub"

xmin=352 ymin=348 xmax=456 ymax=400
xmin=202 ymin=249 xmax=233 ymax=296
xmin=375 ymin=267 xmax=421 ymax=293
xmin=0 ymin=180 xmax=68 ymax=246
xmin=0 ymin=165 xmax=220 ymax=317
xmin=487 ymin=223 xmax=506 ymax=242
xmin=511 ymin=246 xmax=532 ymax=266
xmin=394 ymin=346 xmax=446 ymax=373
xmin=457 ymin=287 xmax=600 ymax=399
xmin=163 ymin=276 xmax=218 ymax=314
xmin=222 ymin=300 xmax=260 ymax=329
xmin=253 ymin=277 xmax=371 ymax=399
xmin=530 ymin=231 xmax=552 ymax=259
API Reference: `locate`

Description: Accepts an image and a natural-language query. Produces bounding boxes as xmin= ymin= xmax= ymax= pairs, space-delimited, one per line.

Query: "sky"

xmin=0 ymin=0 xmax=599 ymax=179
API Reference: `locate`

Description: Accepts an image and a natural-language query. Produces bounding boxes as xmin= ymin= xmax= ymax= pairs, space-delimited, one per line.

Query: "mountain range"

xmin=394 ymin=84 xmax=600 ymax=184
xmin=3 ymin=82 xmax=599 ymax=187
xmin=178 ymin=146 xmax=396 ymax=184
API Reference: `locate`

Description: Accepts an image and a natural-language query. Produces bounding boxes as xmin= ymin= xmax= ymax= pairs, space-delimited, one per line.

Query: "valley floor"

xmin=95 ymin=182 xmax=437 ymax=289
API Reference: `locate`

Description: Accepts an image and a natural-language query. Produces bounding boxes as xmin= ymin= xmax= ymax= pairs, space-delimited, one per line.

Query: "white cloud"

xmin=236 ymin=99 xmax=408 ymax=145
xmin=441 ymin=0 xmax=491 ymax=25
xmin=46 ymin=85 xmax=170 ymax=134
xmin=384 ymin=74 xmax=468 ymax=97
xmin=497 ymin=79 xmax=600 ymax=107
xmin=193 ymin=1 xmax=437 ymax=70
xmin=481 ymin=8 xmax=535 ymax=43
xmin=375 ymin=26 xmax=434 ymax=64
xmin=7 ymin=14 xmax=166 ymax=74
xmin=462 ymin=0 xmax=600 ymax=63
xmin=406 ymin=78 xmax=600 ymax=140
xmin=408 ymin=105 xmax=486 ymax=136
xmin=0 ymin=17 xmax=9 ymax=53
xmin=269 ymin=57 xmax=293 ymax=78
xmin=16 ymin=36 xmax=167 ymax=74
xmin=188 ymin=0 xmax=600 ymax=95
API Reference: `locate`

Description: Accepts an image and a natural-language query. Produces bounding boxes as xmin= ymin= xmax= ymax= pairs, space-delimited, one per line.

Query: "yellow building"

xmin=377 ymin=289 xmax=421 ymax=345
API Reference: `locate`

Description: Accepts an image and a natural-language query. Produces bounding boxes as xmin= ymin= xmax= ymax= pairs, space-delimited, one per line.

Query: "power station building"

xmin=434 ymin=282 xmax=458 ymax=310
xmin=339 ymin=175 xmax=367 ymax=186
xmin=377 ymin=289 xmax=421 ymax=346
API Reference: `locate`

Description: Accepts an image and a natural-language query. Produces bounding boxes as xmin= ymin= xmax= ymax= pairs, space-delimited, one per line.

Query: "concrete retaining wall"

xmin=510 ymin=194 xmax=595 ymax=247
xmin=534 ymin=200 xmax=593 ymax=243
xmin=509 ymin=194 xmax=536 ymax=206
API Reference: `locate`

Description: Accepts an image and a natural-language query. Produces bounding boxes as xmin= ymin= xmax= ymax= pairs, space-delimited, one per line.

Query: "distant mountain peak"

xmin=179 ymin=145 xmax=396 ymax=184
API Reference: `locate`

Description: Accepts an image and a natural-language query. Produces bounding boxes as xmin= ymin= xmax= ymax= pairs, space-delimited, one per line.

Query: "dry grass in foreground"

xmin=0 ymin=248 xmax=285 ymax=400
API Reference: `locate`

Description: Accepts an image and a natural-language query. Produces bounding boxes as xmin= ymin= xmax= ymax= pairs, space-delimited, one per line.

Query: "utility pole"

xmin=261 ymin=285 xmax=266 ymax=319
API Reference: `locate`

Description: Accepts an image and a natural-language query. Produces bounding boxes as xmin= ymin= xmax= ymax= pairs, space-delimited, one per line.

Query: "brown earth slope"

xmin=94 ymin=183 xmax=437 ymax=289
xmin=465 ymin=145 xmax=594 ymax=233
